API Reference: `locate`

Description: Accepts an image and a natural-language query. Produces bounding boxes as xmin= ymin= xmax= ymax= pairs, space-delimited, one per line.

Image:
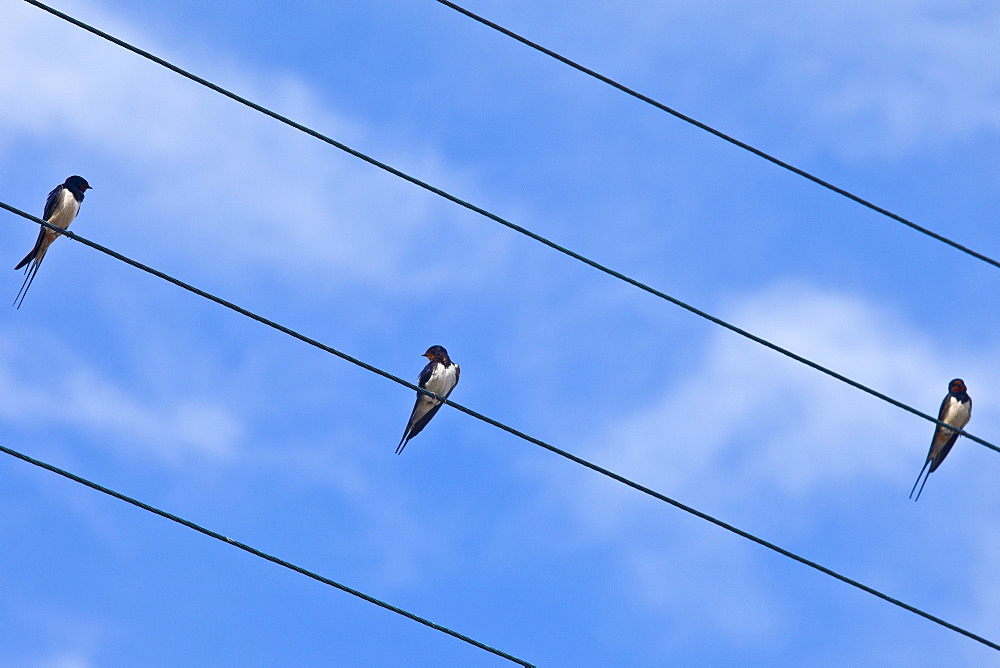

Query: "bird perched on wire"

xmin=13 ymin=175 xmax=92 ymax=309
xmin=396 ymin=345 xmax=460 ymax=454
xmin=910 ymin=378 xmax=971 ymax=501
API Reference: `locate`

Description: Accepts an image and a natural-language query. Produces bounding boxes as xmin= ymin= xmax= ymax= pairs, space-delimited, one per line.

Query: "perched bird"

xmin=13 ymin=175 xmax=92 ymax=309
xmin=396 ymin=345 xmax=460 ymax=454
xmin=910 ymin=378 xmax=971 ymax=501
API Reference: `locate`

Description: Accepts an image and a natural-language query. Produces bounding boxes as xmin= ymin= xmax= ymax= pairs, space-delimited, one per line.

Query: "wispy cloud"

xmin=580 ymin=283 xmax=999 ymax=506
xmin=0 ymin=1 xmax=514 ymax=294
xmin=624 ymin=532 xmax=785 ymax=645
xmin=2 ymin=598 xmax=108 ymax=668
xmin=0 ymin=326 xmax=450 ymax=588
xmin=544 ymin=282 xmax=1000 ymax=646
xmin=494 ymin=0 xmax=1000 ymax=158
xmin=0 ymin=333 xmax=243 ymax=464
xmin=236 ymin=433 xmax=458 ymax=588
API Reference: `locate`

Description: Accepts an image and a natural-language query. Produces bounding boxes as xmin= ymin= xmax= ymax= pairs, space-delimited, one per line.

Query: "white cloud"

xmin=495 ymin=0 xmax=1000 ymax=158
xmin=626 ymin=535 xmax=784 ymax=644
xmin=544 ymin=282 xmax=1000 ymax=644
xmin=44 ymin=653 xmax=95 ymax=668
xmin=580 ymin=283 xmax=999 ymax=509
xmin=965 ymin=528 xmax=1000 ymax=655
xmin=0 ymin=1 xmax=513 ymax=293
xmin=240 ymin=440 xmax=454 ymax=587
xmin=780 ymin=0 xmax=1000 ymax=157
xmin=0 ymin=326 xmax=448 ymax=593
xmin=0 ymin=333 xmax=243 ymax=464
xmin=6 ymin=600 xmax=108 ymax=668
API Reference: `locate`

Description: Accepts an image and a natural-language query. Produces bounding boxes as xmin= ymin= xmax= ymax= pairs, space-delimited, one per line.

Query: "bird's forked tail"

xmin=909 ymin=459 xmax=932 ymax=501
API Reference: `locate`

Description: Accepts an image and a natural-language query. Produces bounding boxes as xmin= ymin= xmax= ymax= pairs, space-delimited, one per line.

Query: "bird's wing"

xmin=14 ymin=228 xmax=46 ymax=271
xmin=927 ymin=394 xmax=970 ymax=472
xmin=396 ymin=362 xmax=459 ymax=454
xmin=924 ymin=394 xmax=954 ymax=459
xmin=408 ymin=364 xmax=459 ymax=435
xmin=42 ymin=184 xmax=64 ymax=222
xmin=936 ymin=393 xmax=953 ymax=421
xmin=929 ymin=433 xmax=961 ymax=473
xmin=417 ymin=360 xmax=435 ymax=388
xmin=396 ymin=394 xmax=441 ymax=454
xmin=396 ymin=361 xmax=441 ymax=453
xmin=407 ymin=394 xmax=444 ymax=438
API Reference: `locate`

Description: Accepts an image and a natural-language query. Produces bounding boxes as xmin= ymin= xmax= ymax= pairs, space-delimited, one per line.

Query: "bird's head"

xmin=423 ymin=345 xmax=450 ymax=362
xmin=66 ymin=175 xmax=91 ymax=192
xmin=949 ymin=378 xmax=967 ymax=394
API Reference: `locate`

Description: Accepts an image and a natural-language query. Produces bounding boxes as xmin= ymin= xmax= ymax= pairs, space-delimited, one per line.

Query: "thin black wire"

xmin=0 ymin=442 xmax=533 ymax=667
xmin=431 ymin=0 xmax=1000 ymax=271
xmin=0 ymin=203 xmax=996 ymax=652
xmin=19 ymin=1 xmax=1000 ymax=459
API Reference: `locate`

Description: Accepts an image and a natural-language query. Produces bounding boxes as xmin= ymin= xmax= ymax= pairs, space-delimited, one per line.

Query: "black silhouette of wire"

xmin=430 ymin=0 xmax=1000 ymax=271
xmin=0 ymin=202 xmax=996 ymax=652
xmin=0 ymin=441 xmax=534 ymax=666
xmin=18 ymin=2 xmax=1000 ymax=460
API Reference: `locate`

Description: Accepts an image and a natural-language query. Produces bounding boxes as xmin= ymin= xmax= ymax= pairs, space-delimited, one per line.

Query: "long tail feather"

xmin=13 ymin=249 xmax=34 ymax=271
xmin=913 ymin=472 xmax=932 ymax=502
xmin=14 ymin=230 xmax=45 ymax=271
xmin=13 ymin=259 xmax=42 ymax=310
xmin=909 ymin=460 xmax=932 ymax=501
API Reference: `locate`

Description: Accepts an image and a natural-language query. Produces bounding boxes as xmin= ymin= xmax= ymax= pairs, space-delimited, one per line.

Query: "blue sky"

xmin=1 ymin=0 xmax=999 ymax=665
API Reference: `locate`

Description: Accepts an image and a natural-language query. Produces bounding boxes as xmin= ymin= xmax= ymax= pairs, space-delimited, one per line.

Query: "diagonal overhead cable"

xmin=431 ymin=0 xmax=1000 ymax=270
xmin=0 ymin=441 xmax=533 ymax=666
xmin=20 ymin=1 xmax=1000 ymax=460
xmin=0 ymin=202 xmax=996 ymax=652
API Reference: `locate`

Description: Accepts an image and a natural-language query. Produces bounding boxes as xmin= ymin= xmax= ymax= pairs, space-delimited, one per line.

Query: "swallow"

xmin=396 ymin=345 xmax=460 ymax=454
xmin=910 ymin=378 xmax=971 ymax=501
xmin=13 ymin=175 xmax=92 ymax=309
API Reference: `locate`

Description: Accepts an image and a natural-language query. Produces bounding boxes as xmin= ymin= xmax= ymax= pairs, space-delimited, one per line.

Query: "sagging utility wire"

xmin=431 ymin=0 xmax=1000 ymax=271
xmin=0 ymin=201 xmax=996 ymax=652
xmin=18 ymin=2 xmax=1000 ymax=461
xmin=0 ymin=442 xmax=534 ymax=667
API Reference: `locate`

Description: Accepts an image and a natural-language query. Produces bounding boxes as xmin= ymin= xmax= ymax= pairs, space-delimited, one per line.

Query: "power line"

xmin=0 ymin=203 xmax=995 ymax=652
xmin=431 ymin=0 xmax=1000 ymax=271
xmin=0 ymin=441 xmax=534 ymax=667
xmin=20 ymin=1 xmax=1000 ymax=460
